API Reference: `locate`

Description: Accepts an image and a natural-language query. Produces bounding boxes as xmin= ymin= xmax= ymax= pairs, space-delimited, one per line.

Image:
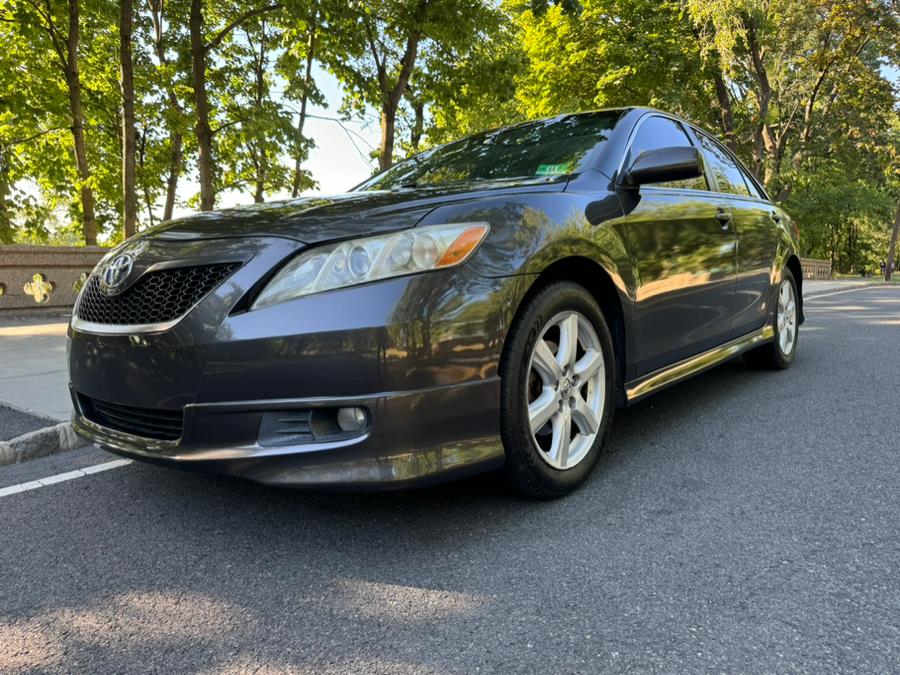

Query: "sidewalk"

xmin=0 ymin=318 xmax=72 ymax=421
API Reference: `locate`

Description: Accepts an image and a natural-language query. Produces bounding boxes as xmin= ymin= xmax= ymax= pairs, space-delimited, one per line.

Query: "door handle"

xmin=715 ymin=209 xmax=732 ymax=228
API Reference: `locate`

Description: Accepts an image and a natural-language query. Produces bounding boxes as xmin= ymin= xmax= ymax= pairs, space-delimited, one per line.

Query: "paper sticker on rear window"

xmin=535 ymin=163 xmax=572 ymax=176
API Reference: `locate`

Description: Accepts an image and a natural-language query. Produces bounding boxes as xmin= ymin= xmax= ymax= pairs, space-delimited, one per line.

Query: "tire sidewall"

xmin=501 ymin=282 xmax=615 ymax=495
xmin=773 ymin=271 xmax=799 ymax=367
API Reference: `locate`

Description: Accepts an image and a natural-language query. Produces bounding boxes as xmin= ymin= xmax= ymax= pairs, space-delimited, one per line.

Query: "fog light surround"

xmin=336 ymin=407 xmax=368 ymax=433
xmin=257 ymin=406 xmax=370 ymax=447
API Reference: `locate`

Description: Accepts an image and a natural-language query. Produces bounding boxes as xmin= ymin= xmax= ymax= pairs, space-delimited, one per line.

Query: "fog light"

xmin=336 ymin=407 xmax=367 ymax=432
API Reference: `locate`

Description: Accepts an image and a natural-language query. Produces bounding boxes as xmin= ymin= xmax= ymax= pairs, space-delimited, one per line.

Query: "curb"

xmin=0 ymin=422 xmax=87 ymax=467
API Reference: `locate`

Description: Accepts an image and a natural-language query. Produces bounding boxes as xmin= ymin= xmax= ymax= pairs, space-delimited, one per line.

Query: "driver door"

xmin=617 ymin=115 xmax=737 ymax=377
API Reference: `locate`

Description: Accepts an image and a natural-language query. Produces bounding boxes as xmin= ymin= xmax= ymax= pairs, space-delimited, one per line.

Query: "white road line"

xmin=0 ymin=459 xmax=132 ymax=498
xmin=805 ymin=285 xmax=896 ymax=301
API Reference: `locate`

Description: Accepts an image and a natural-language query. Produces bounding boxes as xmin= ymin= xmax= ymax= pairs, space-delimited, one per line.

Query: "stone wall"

xmin=0 ymin=245 xmax=108 ymax=318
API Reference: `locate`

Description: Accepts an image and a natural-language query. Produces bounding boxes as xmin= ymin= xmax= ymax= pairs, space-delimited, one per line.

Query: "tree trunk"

xmin=149 ymin=0 xmax=183 ymax=221
xmin=254 ymin=172 xmax=265 ymax=203
xmin=252 ymin=24 xmax=266 ymax=202
xmin=291 ymin=13 xmax=317 ymax=198
xmin=120 ymin=0 xmax=137 ymax=238
xmin=163 ymin=132 xmax=182 ymax=220
xmin=67 ymin=0 xmax=97 ymax=245
xmin=137 ymin=128 xmax=155 ymax=227
xmin=410 ymin=100 xmax=424 ymax=152
xmin=376 ymin=28 xmax=420 ymax=171
xmin=713 ymin=70 xmax=735 ymax=151
xmin=0 ymin=151 xmax=12 ymax=243
xmin=886 ymin=199 xmax=900 ymax=282
xmin=379 ymin=103 xmax=396 ymax=171
xmin=190 ymin=0 xmax=215 ymax=211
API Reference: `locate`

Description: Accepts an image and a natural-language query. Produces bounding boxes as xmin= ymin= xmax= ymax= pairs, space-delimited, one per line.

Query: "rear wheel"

xmin=743 ymin=269 xmax=799 ymax=369
xmin=500 ymin=282 xmax=615 ymax=498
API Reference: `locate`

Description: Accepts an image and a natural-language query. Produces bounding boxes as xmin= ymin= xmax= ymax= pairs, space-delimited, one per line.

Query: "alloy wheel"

xmin=526 ymin=311 xmax=606 ymax=470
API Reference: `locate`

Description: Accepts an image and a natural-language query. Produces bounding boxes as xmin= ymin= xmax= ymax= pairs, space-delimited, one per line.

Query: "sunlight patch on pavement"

xmin=333 ymin=579 xmax=482 ymax=620
xmin=206 ymin=656 xmax=452 ymax=675
xmin=0 ymin=591 xmax=254 ymax=671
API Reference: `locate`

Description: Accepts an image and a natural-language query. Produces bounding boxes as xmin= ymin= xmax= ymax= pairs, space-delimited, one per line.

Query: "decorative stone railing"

xmin=0 ymin=245 xmax=108 ymax=317
xmin=800 ymin=258 xmax=832 ymax=280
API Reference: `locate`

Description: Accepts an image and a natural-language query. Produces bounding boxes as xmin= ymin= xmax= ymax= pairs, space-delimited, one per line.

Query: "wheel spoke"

xmin=528 ymin=389 xmax=557 ymax=433
xmin=550 ymin=411 xmax=571 ymax=467
xmin=574 ymin=349 xmax=603 ymax=382
xmin=557 ymin=314 xmax=579 ymax=369
xmin=532 ymin=339 xmax=562 ymax=384
xmin=572 ymin=396 xmax=599 ymax=435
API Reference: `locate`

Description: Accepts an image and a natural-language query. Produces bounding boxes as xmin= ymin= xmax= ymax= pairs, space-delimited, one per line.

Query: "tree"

xmin=887 ymin=201 xmax=899 ymax=281
xmin=279 ymin=0 xmax=326 ymax=196
xmin=414 ymin=4 xmax=523 ymax=146
xmin=515 ymin=0 xmax=713 ymax=121
xmin=328 ymin=0 xmax=499 ymax=169
xmin=216 ymin=16 xmax=295 ymax=201
xmin=12 ymin=0 xmax=99 ymax=244
xmin=188 ymin=0 xmax=281 ymax=210
xmin=685 ymin=0 xmax=898 ymax=196
xmin=147 ymin=0 xmax=190 ymax=222
xmin=120 ymin=0 xmax=137 ymax=238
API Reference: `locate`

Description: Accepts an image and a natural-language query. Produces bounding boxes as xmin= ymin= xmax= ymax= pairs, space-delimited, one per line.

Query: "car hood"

xmin=140 ymin=180 xmax=565 ymax=245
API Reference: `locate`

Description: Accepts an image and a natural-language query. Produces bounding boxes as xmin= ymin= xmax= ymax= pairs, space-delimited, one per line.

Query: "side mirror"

xmin=622 ymin=146 xmax=702 ymax=187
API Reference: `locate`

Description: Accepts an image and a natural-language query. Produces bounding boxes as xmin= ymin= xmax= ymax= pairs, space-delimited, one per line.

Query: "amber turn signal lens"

xmin=435 ymin=225 xmax=490 ymax=268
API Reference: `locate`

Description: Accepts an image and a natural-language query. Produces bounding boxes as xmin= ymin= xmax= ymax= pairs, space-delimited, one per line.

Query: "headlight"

xmin=251 ymin=222 xmax=490 ymax=309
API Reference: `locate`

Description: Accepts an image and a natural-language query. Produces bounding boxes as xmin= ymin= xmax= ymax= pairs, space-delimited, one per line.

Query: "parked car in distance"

xmin=68 ymin=107 xmax=803 ymax=498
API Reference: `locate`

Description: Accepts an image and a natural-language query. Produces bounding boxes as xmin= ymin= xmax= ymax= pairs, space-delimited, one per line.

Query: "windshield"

xmin=355 ymin=111 xmax=624 ymax=191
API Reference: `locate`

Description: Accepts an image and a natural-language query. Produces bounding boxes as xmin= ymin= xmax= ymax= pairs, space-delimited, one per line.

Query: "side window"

xmin=738 ymin=165 xmax=765 ymax=200
xmin=625 ymin=116 xmax=708 ymax=191
xmin=695 ymin=132 xmax=751 ymax=197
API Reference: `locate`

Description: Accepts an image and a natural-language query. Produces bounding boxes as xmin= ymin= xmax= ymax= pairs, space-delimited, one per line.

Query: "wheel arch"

xmin=504 ymin=256 xmax=629 ymax=407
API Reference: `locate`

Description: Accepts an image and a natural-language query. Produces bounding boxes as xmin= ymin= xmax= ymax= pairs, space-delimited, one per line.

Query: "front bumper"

xmin=72 ymin=378 xmax=504 ymax=489
xmin=68 ymin=237 xmax=534 ymax=488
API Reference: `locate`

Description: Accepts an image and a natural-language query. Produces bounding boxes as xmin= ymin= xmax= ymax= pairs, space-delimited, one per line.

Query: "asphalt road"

xmin=1 ymin=286 xmax=898 ymax=673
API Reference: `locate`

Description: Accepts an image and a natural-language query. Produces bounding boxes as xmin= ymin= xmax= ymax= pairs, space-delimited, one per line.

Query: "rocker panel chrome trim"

xmin=626 ymin=324 xmax=775 ymax=403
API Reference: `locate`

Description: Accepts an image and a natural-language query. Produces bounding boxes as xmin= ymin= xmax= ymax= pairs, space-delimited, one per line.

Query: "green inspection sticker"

xmin=535 ymin=163 xmax=571 ymax=176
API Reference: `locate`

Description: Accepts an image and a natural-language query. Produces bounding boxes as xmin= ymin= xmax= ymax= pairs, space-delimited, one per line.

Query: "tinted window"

xmin=356 ymin=111 xmax=624 ymax=191
xmin=625 ymin=116 xmax=708 ymax=191
xmin=695 ymin=132 xmax=751 ymax=196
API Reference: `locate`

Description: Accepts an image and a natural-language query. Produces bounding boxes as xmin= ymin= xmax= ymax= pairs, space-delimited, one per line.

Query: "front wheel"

xmin=499 ymin=281 xmax=615 ymax=499
xmin=743 ymin=269 xmax=799 ymax=369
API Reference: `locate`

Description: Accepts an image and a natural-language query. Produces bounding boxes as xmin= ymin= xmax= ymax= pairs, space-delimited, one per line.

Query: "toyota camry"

xmin=68 ymin=107 xmax=803 ymax=498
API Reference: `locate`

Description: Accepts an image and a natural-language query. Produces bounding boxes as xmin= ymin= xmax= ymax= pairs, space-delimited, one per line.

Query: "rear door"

xmin=618 ymin=115 xmax=737 ymax=377
xmin=691 ymin=130 xmax=776 ymax=337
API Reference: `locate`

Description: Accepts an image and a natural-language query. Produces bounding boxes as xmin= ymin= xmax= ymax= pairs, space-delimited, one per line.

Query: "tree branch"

xmin=204 ymin=3 xmax=281 ymax=54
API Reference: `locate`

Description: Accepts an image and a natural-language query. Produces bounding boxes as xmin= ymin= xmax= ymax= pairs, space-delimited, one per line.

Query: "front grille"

xmin=75 ymin=263 xmax=241 ymax=326
xmin=79 ymin=395 xmax=183 ymax=441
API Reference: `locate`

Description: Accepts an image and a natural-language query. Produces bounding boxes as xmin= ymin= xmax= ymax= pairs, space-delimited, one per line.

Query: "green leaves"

xmin=0 ymin=0 xmax=896 ymax=266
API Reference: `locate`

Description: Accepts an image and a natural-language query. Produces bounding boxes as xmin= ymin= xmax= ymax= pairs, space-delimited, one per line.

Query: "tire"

xmin=743 ymin=268 xmax=799 ymax=370
xmin=499 ymin=281 xmax=616 ymax=499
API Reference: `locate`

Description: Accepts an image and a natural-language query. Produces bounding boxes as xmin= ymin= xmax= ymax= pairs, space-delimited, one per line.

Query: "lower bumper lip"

xmin=72 ymin=379 xmax=504 ymax=489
